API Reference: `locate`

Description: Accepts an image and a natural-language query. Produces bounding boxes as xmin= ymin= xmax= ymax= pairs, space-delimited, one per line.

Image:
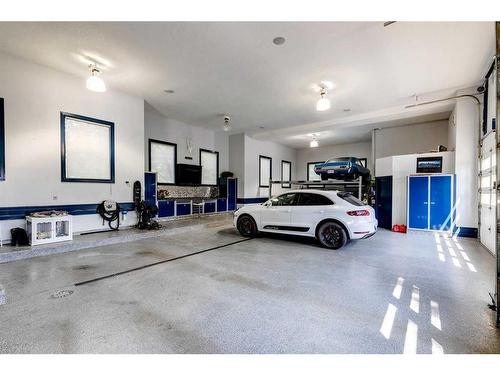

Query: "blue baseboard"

xmin=237 ymin=197 xmax=268 ymax=204
xmin=455 ymin=227 xmax=478 ymax=238
xmin=0 ymin=202 xmax=135 ymax=221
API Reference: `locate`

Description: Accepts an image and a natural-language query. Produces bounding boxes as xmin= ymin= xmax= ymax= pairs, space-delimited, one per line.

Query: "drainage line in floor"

xmin=74 ymin=238 xmax=252 ymax=287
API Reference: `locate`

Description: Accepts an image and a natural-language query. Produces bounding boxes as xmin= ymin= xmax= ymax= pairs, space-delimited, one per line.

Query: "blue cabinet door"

xmin=408 ymin=176 xmax=429 ymax=229
xmin=227 ymin=178 xmax=237 ymax=211
xmin=158 ymin=200 xmax=175 ymax=218
xmin=217 ymin=198 xmax=227 ymax=212
xmin=375 ymin=176 xmax=392 ymax=229
xmin=204 ymin=202 xmax=216 ymax=213
xmin=430 ymin=175 xmax=452 ymax=231
xmin=144 ymin=172 xmax=157 ymax=207
xmin=176 ymin=203 xmax=191 ymax=216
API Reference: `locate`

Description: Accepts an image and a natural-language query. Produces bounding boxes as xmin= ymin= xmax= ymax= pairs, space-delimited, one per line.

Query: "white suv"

xmin=233 ymin=189 xmax=377 ymax=249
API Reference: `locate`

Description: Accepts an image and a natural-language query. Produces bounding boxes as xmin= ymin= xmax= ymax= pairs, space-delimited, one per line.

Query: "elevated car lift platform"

xmin=268 ymin=177 xmax=364 ymax=200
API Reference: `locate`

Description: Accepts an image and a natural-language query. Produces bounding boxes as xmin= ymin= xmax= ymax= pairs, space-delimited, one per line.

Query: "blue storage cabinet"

xmin=158 ymin=200 xmax=175 ymax=218
xmin=204 ymin=201 xmax=216 ymax=213
xmin=175 ymin=202 xmax=192 ymax=216
xmin=217 ymin=198 xmax=227 ymax=212
xmin=407 ymin=174 xmax=454 ymax=231
xmin=227 ymin=178 xmax=237 ymax=211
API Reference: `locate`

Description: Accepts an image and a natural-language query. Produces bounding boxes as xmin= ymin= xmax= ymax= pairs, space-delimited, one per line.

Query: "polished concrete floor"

xmin=0 ymin=218 xmax=498 ymax=353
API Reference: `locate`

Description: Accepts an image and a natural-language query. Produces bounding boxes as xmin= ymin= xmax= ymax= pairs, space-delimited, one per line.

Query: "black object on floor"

xmin=10 ymin=228 xmax=29 ymax=246
xmin=74 ymin=238 xmax=252 ymax=287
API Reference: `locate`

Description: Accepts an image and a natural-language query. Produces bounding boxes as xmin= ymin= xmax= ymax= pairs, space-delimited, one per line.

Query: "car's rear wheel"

xmin=317 ymin=221 xmax=347 ymax=250
xmin=237 ymin=215 xmax=258 ymax=237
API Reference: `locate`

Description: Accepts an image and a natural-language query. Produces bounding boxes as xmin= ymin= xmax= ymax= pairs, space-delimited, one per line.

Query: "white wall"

xmin=448 ymin=109 xmax=457 ymax=151
xmin=228 ymin=133 xmax=246 ymax=197
xmin=244 ymin=134 xmax=297 ymax=199
xmin=227 ymin=133 xmax=297 ymax=200
xmin=0 ymin=52 xmax=145 ymax=238
xmin=376 ymin=151 xmax=455 ymax=225
xmin=296 ymin=142 xmax=372 ymax=180
xmin=375 ymin=120 xmax=449 ymax=159
xmin=144 ymin=102 xmax=229 ymax=172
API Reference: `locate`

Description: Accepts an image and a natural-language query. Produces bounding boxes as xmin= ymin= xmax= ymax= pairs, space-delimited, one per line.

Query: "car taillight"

xmin=347 ymin=210 xmax=370 ymax=216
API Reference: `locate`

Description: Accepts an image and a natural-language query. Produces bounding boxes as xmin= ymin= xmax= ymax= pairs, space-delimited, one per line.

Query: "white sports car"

xmin=233 ymin=189 xmax=377 ymax=249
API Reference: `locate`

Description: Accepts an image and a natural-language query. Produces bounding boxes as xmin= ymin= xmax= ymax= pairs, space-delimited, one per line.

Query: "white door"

xmin=260 ymin=192 xmax=296 ymax=230
xmin=480 ymin=132 xmax=496 ymax=255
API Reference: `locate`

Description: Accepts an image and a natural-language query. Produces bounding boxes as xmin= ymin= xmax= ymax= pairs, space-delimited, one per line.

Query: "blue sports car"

xmin=314 ymin=157 xmax=371 ymax=183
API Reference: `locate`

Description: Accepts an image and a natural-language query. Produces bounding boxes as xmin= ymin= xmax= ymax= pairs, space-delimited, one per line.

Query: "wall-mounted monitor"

xmin=176 ymin=163 xmax=202 ymax=186
xmin=416 ymin=156 xmax=443 ymax=173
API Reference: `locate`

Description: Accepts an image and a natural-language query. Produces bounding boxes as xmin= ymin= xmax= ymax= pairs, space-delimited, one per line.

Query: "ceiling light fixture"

xmin=316 ymin=88 xmax=331 ymax=111
xmin=223 ymin=115 xmax=231 ymax=132
xmin=86 ymin=64 xmax=106 ymax=93
xmin=310 ymin=134 xmax=319 ymax=148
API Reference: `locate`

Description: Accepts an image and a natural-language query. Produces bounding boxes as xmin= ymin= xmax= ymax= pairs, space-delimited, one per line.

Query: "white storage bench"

xmin=26 ymin=214 xmax=73 ymax=246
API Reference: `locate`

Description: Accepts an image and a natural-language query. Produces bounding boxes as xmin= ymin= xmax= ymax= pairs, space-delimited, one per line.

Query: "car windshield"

xmin=337 ymin=192 xmax=365 ymax=206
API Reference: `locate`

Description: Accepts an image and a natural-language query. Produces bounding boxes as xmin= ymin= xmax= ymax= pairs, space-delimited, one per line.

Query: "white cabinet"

xmin=26 ymin=215 xmax=73 ymax=245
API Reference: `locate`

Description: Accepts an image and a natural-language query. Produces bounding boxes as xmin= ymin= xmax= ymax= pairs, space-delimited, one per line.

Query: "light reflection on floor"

xmin=378 ymin=231 xmax=481 ymax=354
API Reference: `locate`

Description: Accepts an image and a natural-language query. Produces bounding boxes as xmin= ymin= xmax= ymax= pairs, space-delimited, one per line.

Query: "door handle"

xmin=313 ymin=210 xmax=325 ymax=214
xmin=430 ymin=202 xmax=436 ymax=205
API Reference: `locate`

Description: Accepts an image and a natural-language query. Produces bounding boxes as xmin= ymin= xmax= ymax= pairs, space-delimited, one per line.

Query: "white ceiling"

xmin=0 ymin=22 xmax=494 ymax=148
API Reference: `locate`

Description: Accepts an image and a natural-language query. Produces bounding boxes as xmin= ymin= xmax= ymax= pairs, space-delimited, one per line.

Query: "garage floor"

xmin=0 ymin=217 xmax=498 ymax=354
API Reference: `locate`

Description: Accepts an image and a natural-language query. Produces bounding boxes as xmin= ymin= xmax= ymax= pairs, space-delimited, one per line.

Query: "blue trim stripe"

xmin=237 ymin=197 xmax=268 ymax=204
xmin=0 ymin=202 xmax=134 ymax=221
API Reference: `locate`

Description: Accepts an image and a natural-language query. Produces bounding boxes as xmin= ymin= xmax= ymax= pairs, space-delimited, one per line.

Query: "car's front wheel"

xmin=320 ymin=173 xmax=329 ymax=181
xmin=236 ymin=215 xmax=258 ymax=237
xmin=316 ymin=221 xmax=348 ymax=250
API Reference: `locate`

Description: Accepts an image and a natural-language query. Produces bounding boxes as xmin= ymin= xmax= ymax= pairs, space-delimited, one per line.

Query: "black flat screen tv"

xmin=176 ymin=163 xmax=202 ymax=185
xmin=416 ymin=156 xmax=443 ymax=173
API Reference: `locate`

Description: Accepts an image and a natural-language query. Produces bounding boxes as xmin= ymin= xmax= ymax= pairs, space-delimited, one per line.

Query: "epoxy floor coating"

xmin=0 ymin=219 xmax=498 ymax=353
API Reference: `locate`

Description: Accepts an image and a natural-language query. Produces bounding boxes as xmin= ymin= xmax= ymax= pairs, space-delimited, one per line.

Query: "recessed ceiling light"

xmin=163 ymin=89 xmax=175 ymax=94
xmin=273 ymin=36 xmax=286 ymax=46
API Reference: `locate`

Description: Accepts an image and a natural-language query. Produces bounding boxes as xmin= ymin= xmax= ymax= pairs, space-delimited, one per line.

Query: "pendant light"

xmin=316 ymin=88 xmax=330 ymax=111
xmin=86 ymin=64 xmax=106 ymax=93
xmin=223 ymin=115 xmax=231 ymax=132
xmin=310 ymin=135 xmax=319 ymax=148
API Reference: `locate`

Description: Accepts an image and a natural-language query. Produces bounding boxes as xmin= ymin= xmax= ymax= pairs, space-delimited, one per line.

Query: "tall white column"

xmin=454 ymin=97 xmax=479 ymax=229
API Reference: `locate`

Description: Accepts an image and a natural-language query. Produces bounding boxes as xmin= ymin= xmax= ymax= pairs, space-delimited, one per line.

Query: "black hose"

xmin=97 ymin=202 xmax=121 ymax=230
